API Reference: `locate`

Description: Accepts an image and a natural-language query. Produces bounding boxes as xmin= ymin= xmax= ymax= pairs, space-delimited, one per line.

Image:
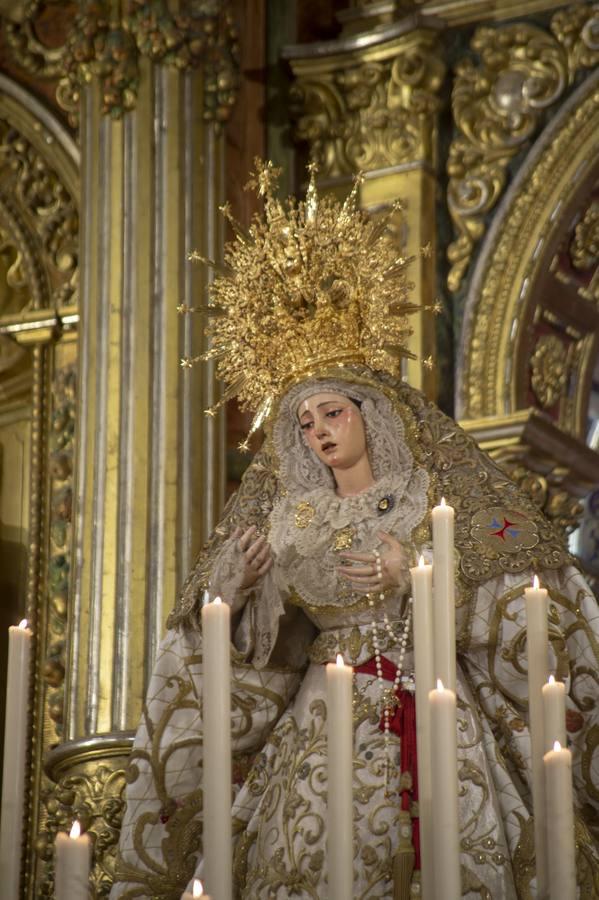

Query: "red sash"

xmin=355 ymin=656 xmax=420 ymax=870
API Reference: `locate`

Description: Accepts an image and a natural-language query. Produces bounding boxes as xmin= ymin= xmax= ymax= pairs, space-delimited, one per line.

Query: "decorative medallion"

xmin=294 ymin=501 xmax=315 ymax=529
xmin=470 ymin=507 xmax=539 ymax=555
xmin=530 ymin=334 xmax=568 ymax=409
xmin=570 ymin=201 xmax=599 ymax=273
xmin=377 ymin=494 xmax=395 ymax=515
xmin=333 ymin=526 xmax=356 ymax=551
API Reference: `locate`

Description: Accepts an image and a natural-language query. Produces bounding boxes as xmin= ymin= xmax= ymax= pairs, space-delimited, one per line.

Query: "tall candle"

xmin=55 ymin=820 xmax=91 ymax=900
xmin=201 ymin=596 xmax=232 ymax=900
xmin=432 ymin=498 xmax=456 ymax=692
xmin=542 ymin=675 xmax=566 ymax=752
xmin=410 ymin=555 xmax=434 ymax=900
xmin=429 ymin=680 xmax=461 ymax=900
xmin=525 ymin=575 xmax=549 ymax=898
xmin=544 ymin=741 xmax=576 ymax=900
xmin=182 ymin=878 xmax=212 ymax=900
xmin=0 ymin=619 xmax=32 ymax=900
xmin=326 ymin=653 xmax=354 ymax=900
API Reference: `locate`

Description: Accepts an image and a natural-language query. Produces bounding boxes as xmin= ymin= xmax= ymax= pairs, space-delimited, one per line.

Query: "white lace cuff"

xmin=208 ymin=535 xmax=250 ymax=614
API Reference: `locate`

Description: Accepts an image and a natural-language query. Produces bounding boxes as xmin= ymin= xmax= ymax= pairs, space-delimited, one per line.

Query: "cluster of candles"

xmin=0 ymin=501 xmax=578 ymax=900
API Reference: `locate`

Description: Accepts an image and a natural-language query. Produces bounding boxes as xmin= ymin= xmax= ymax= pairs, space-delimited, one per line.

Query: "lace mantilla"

xmin=272 ymin=377 xmax=419 ymax=492
xmin=268 ymin=378 xmax=429 ymax=610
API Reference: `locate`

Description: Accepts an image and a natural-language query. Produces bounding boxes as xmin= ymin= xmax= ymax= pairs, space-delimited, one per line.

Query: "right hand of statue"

xmin=232 ymin=525 xmax=273 ymax=589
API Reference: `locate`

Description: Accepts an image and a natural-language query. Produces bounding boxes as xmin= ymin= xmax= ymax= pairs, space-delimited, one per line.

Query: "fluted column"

xmin=284 ymin=14 xmax=445 ymax=398
xmin=42 ymin=3 xmax=237 ymax=894
xmin=62 ymin=9 xmax=233 ymax=744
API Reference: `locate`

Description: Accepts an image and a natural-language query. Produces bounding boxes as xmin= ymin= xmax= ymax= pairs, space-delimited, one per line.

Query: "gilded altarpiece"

xmin=0 ymin=68 xmax=79 ymax=895
xmin=0 ymin=0 xmax=597 ymax=897
xmin=451 ymin=5 xmax=599 ymax=588
xmin=0 ymin=0 xmax=237 ymax=895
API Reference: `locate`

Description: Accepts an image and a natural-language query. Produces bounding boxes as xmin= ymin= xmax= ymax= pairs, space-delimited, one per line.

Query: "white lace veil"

xmin=272 ymin=377 xmax=417 ymax=496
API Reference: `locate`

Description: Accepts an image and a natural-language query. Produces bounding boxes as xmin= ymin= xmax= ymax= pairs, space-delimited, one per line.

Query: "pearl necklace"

xmin=370 ymin=548 xmax=413 ymax=790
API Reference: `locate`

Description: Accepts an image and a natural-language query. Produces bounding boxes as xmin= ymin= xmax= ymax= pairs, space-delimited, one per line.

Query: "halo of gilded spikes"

xmin=180 ymin=159 xmax=437 ymax=439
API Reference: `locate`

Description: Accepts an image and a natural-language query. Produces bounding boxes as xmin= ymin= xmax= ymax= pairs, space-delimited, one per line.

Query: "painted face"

xmin=297 ymin=391 xmax=368 ymax=471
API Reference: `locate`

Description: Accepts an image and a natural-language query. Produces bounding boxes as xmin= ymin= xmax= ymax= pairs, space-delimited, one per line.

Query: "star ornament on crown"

xmin=180 ymin=159 xmax=437 ymax=445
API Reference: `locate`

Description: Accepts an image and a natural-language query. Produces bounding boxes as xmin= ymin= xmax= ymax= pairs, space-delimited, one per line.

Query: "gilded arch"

xmin=458 ymin=69 xmax=599 ymax=431
xmin=0 ymin=72 xmax=80 ymax=893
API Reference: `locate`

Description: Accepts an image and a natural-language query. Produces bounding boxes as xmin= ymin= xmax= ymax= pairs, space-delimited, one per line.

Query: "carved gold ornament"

xmin=530 ymin=334 xmax=568 ymax=409
xmin=289 ymin=38 xmax=445 ymax=178
xmin=448 ymin=5 xmax=599 ymax=293
xmin=56 ymin=0 xmax=238 ymax=124
xmin=458 ymin=73 xmax=599 ymax=422
xmin=0 ymin=120 xmax=78 ymax=308
xmin=570 ymin=201 xmax=599 ymax=274
xmin=2 ymin=0 xmax=69 ymax=79
xmin=39 ymin=757 xmax=128 ymax=896
xmin=181 ymin=160 xmax=434 ymax=443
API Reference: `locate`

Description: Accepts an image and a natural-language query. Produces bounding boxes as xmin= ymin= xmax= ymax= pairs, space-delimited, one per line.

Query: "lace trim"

xmin=208 ymin=536 xmax=250 ymax=613
xmin=268 ymin=469 xmax=428 ymax=610
xmin=267 ymin=377 xmax=429 ymax=609
xmin=272 ymin=378 xmax=418 ymax=493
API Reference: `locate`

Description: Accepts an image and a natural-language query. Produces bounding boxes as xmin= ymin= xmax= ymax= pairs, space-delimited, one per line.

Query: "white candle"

xmin=201 ymin=596 xmax=232 ymax=900
xmin=182 ymin=878 xmax=212 ymax=899
xmin=432 ymin=498 xmax=456 ymax=692
xmin=429 ymin=679 xmax=461 ymax=900
xmin=542 ymin=675 xmax=566 ymax=753
xmin=525 ymin=575 xmax=549 ymax=898
xmin=0 ymin=618 xmax=32 ymax=900
xmin=410 ymin=555 xmax=434 ymax=899
xmin=326 ymin=653 xmax=354 ymax=900
xmin=544 ymin=741 xmax=576 ymax=900
xmin=54 ymin=820 xmax=91 ymax=900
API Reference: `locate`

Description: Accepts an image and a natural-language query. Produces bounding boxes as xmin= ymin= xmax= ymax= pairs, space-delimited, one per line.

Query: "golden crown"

xmin=180 ymin=159 xmax=436 ymax=444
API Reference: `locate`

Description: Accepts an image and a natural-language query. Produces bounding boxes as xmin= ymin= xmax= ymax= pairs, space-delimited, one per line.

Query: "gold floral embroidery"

xmin=295 ymin=500 xmax=315 ymax=528
xmin=333 ymin=525 xmax=355 ymax=550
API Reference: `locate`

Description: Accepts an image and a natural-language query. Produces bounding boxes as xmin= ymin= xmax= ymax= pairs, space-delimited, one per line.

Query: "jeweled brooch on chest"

xmin=377 ymin=494 xmax=395 ymax=515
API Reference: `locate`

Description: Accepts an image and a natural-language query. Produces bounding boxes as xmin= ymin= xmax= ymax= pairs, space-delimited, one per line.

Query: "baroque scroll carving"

xmin=530 ymin=334 xmax=568 ymax=410
xmin=38 ymin=757 xmax=128 ymax=897
xmin=570 ymin=202 xmax=599 ymax=274
xmin=0 ymin=118 xmax=78 ymax=308
xmin=447 ymin=4 xmax=599 ymax=293
xmin=1 ymin=0 xmax=71 ymax=79
xmin=56 ymin=0 xmax=239 ymax=125
xmin=289 ymin=31 xmax=444 ymax=178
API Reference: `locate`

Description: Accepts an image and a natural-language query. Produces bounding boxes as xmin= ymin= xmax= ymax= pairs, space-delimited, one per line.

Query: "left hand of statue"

xmin=337 ymin=530 xmax=409 ymax=595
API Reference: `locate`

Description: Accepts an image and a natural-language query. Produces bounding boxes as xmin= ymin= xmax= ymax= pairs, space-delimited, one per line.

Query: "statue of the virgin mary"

xmin=110 ymin=162 xmax=599 ymax=899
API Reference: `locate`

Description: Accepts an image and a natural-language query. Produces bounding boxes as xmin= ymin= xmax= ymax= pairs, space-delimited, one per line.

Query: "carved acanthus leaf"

xmin=0 ymin=119 xmax=78 ymax=308
xmin=447 ymin=4 xmax=599 ymax=293
xmin=1 ymin=0 xmax=72 ymax=79
xmin=56 ymin=0 xmax=238 ymax=125
xmin=290 ymin=35 xmax=445 ymax=178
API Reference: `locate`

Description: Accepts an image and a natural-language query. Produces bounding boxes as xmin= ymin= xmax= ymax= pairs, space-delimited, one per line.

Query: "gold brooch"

xmin=295 ymin=501 xmax=315 ymax=529
xmin=334 ymin=526 xmax=356 ymax=551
